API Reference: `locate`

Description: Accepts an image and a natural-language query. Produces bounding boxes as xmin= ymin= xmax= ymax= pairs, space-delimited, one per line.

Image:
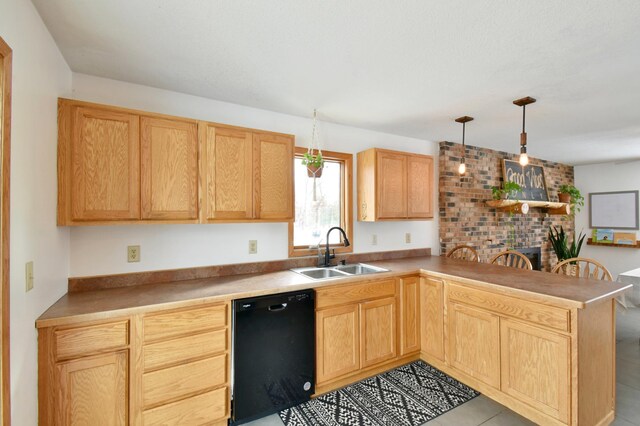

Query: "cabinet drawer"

xmin=144 ymin=328 xmax=227 ymax=371
xmin=316 ymin=279 xmax=396 ymax=309
xmin=144 ymin=303 xmax=227 ymax=342
xmin=55 ymin=320 xmax=129 ymax=359
xmin=143 ymin=354 xmax=227 ymax=407
xmin=448 ymin=283 xmax=569 ymax=332
xmin=143 ymin=386 xmax=228 ymax=426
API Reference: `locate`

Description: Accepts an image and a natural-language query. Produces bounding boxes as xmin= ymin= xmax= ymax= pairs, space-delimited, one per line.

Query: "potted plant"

xmin=491 ymin=181 xmax=523 ymax=200
xmin=558 ymin=184 xmax=584 ymax=214
xmin=548 ymin=225 xmax=586 ymax=263
xmin=302 ymin=151 xmax=324 ymax=177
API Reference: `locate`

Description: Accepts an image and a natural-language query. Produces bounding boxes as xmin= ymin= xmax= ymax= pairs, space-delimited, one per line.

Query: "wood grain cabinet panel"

xmin=143 ymin=354 xmax=226 ymax=408
xmin=201 ymin=124 xmax=253 ymax=220
xmin=377 ymin=152 xmax=407 ymax=219
xmin=407 ymin=155 xmax=433 ymax=218
xmin=400 ymin=276 xmax=420 ymax=355
xmin=316 ymin=304 xmax=360 ymax=383
xmin=315 ymin=279 xmax=396 ymax=309
xmin=253 ymin=132 xmax=294 ymax=220
xmin=56 ymin=351 xmax=128 ymax=426
xmin=55 ymin=320 xmax=128 ymax=360
xmin=70 ymin=106 xmax=140 ymax=221
xmin=143 ymin=328 xmax=226 ymax=371
xmin=357 ymin=148 xmax=434 ymax=221
xmin=143 ymin=303 xmax=227 ymax=343
xmin=140 ymin=117 xmax=198 ymax=220
xmin=500 ymin=319 xmax=569 ymax=423
xmin=420 ymin=277 xmax=444 ymax=361
xmin=448 ymin=302 xmax=501 ymax=389
xmin=142 ymin=387 xmax=227 ymax=426
xmin=360 ymin=297 xmax=397 ymax=368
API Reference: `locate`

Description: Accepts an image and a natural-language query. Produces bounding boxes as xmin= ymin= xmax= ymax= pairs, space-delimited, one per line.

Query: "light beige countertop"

xmin=36 ymin=255 xmax=632 ymax=328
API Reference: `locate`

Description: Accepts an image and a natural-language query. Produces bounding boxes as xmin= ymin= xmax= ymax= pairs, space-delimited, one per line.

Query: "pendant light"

xmin=455 ymin=116 xmax=473 ymax=175
xmin=513 ymin=96 xmax=536 ymax=166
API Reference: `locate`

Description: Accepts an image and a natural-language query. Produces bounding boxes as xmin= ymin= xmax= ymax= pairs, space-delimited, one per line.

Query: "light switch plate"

xmin=372 ymin=234 xmax=378 ymax=245
xmin=405 ymin=233 xmax=412 ymax=244
xmin=249 ymin=240 xmax=258 ymax=254
xmin=25 ymin=261 xmax=34 ymax=292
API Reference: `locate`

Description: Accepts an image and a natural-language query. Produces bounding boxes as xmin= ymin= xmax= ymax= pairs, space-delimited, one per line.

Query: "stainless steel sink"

xmin=291 ymin=263 xmax=389 ymax=280
xmin=334 ymin=264 xmax=387 ymax=275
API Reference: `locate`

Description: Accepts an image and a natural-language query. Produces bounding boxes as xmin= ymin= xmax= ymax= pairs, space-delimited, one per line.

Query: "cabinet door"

xmin=141 ymin=117 xmax=198 ymax=220
xmin=253 ymin=133 xmax=294 ymax=220
xmin=376 ymin=151 xmax=407 ymax=219
xmin=407 ymin=155 xmax=433 ymax=218
xmin=501 ymin=319 xmax=569 ymax=423
xmin=201 ymin=125 xmax=253 ymax=220
xmin=448 ymin=302 xmax=500 ymax=388
xmin=360 ymin=297 xmax=397 ymax=368
xmin=316 ymin=305 xmax=360 ymax=383
xmin=56 ymin=351 xmax=128 ymax=426
xmin=71 ymin=106 xmax=140 ymax=221
xmin=420 ymin=277 xmax=444 ymax=361
xmin=400 ymin=277 xmax=420 ymax=355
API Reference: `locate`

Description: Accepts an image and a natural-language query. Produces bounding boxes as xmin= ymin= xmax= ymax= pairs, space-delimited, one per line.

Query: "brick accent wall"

xmin=439 ymin=141 xmax=575 ymax=271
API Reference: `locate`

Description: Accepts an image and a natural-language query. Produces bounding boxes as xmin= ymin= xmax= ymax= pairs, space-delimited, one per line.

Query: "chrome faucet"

xmin=318 ymin=226 xmax=351 ymax=267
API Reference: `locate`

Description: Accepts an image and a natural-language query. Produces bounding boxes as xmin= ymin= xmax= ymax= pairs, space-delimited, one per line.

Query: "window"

xmin=288 ymin=147 xmax=353 ymax=257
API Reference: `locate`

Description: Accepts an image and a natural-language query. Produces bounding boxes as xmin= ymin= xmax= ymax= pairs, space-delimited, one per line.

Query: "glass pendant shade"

xmin=458 ymin=161 xmax=466 ymax=174
xmin=519 ymin=152 xmax=529 ymax=166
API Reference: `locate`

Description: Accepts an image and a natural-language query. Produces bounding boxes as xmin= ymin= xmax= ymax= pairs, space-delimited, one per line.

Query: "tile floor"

xmin=245 ymin=308 xmax=640 ymax=426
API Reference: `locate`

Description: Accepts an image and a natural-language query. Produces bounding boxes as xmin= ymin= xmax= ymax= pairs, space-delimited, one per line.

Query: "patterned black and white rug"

xmin=279 ymin=361 xmax=479 ymax=426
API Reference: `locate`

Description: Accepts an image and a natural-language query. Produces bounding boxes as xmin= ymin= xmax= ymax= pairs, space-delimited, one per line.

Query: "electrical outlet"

xmin=25 ymin=261 xmax=34 ymax=292
xmin=249 ymin=240 xmax=258 ymax=254
xmin=371 ymin=234 xmax=378 ymax=245
xmin=405 ymin=233 xmax=412 ymax=244
xmin=127 ymin=245 xmax=140 ymax=263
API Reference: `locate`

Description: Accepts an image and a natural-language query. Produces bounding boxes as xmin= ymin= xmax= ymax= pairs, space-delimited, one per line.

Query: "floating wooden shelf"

xmin=485 ymin=200 xmax=570 ymax=215
xmin=587 ymin=238 xmax=640 ymax=248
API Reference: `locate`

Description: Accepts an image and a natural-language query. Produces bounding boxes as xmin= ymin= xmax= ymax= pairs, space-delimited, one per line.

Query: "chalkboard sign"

xmin=502 ymin=159 xmax=549 ymax=201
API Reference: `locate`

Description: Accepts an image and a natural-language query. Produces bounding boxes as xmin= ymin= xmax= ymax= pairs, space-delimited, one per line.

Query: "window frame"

xmin=288 ymin=147 xmax=353 ymax=258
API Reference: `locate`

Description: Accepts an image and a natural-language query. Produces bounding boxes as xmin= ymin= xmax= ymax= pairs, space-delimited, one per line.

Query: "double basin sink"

xmin=291 ymin=263 xmax=389 ymax=280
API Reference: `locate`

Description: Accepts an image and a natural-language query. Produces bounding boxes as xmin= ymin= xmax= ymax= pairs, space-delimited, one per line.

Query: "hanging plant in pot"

xmin=302 ymin=151 xmax=324 ymax=178
xmin=558 ymin=184 xmax=584 ymax=215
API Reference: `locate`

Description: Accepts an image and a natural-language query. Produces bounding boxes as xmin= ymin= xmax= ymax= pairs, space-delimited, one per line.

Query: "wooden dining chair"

xmin=551 ymin=257 xmax=612 ymax=281
xmin=489 ymin=250 xmax=533 ymax=270
xmin=446 ymin=245 xmax=480 ymax=262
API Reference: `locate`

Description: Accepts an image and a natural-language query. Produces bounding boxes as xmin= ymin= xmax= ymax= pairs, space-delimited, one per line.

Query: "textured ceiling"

xmin=32 ymin=0 xmax=640 ymax=165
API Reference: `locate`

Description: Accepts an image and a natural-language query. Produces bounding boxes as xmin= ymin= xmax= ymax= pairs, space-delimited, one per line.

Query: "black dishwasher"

xmin=231 ymin=289 xmax=315 ymax=424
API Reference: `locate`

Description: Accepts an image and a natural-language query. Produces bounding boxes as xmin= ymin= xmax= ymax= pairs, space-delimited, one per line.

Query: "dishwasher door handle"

xmin=268 ymin=303 xmax=288 ymax=312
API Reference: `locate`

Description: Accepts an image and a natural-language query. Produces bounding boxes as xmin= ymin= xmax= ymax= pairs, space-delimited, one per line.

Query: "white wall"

xmin=0 ymin=0 xmax=72 ymax=424
xmin=575 ymin=160 xmax=640 ymax=277
xmin=69 ymin=73 xmax=439 ymax=276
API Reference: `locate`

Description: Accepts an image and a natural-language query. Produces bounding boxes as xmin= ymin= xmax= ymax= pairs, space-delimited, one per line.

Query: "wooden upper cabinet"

xmin=201 ymin=124 xmax=253 ymax=220
xmin=253 ymin=132 xmax=294 ymax=220
xmin=407 ymin=155 xmax=434 ymax=218
xmin=377 ymin=151 xmax=407 ymax=219
xmin=67 ymin=105 xmax=140 ymax=222
xmin=58 ymin=99 xmax=295 ymax=225
xmin=141 ymin=117 xmax=198 ymax=220
xmin=357 ymin=148 xmax=433 ymax=221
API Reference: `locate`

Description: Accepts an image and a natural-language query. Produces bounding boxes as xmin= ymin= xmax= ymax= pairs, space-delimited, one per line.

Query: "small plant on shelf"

xmin=491 ymin=181 xmax=523 ymax=200
xmin=548 ymin=225 xmax=586 ymax=262
xmin=558 ymin=184 xmax=584 ymax=215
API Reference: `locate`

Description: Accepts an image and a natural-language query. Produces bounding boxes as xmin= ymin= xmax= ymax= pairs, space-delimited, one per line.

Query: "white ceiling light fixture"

xmin=455 ymin=116 xmax=474 ymax=175
xmin=513 ymin=96 xmax=536 ymax=166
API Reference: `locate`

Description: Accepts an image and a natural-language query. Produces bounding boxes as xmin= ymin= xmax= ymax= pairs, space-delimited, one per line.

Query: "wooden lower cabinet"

xmin=420 ymin=276 xmax=444 ymax=361
xmin=316 ymin=279 xmax=400 ymax=388
xmin=448 ymin=301 xmax=501 ymax=389
xmin=316 ymin=304 xmax=360 ymax=383
xmin=500 ymin=318 xmax=570 ymax=423
xmin=360 ymin=297 xmax=397 ymax=367
xmin=400 ymin=276 xmax=420 ymax=355
xmin=56 ymin=351 xmax=128 ymax=425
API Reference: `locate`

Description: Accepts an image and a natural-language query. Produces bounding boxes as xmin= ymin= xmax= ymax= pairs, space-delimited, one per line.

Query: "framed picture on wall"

xmin=589 ymin=190 xmax=639 ymax=230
